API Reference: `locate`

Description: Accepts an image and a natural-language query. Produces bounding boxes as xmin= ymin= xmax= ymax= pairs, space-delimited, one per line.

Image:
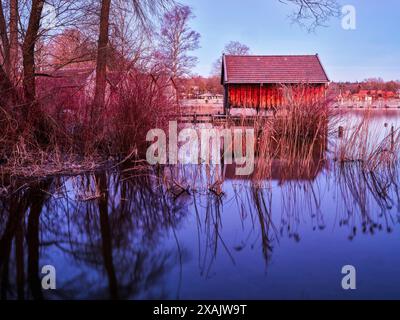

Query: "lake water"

xmin=1 ymin=111 xmax=400 ymax=300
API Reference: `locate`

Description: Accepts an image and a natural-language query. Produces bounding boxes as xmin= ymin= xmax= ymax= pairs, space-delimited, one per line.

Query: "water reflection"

xmin=1 ymin=114 xmax=400 ymax=299
xmin=0 ymin=172 xmax=189 ymax=299
xmin=334 ymin=162 xmax=400 ymax=238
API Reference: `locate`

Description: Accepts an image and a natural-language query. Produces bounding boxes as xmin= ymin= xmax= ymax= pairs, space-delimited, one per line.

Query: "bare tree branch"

xmin=280 ymin=0 xmax=341 ymax=31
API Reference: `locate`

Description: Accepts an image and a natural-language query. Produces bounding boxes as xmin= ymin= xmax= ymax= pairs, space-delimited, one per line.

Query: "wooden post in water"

xmin=338 ymin=126 xmax=344 ymax=138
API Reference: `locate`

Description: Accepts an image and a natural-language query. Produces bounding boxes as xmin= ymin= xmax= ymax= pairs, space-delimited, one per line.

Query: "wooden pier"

xmin=172 ymin=113 xmax=275 ymax=124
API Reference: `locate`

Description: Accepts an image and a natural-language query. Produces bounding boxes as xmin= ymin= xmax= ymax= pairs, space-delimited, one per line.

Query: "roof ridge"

xmin=224 ymin=54 xmax=319 ymax=57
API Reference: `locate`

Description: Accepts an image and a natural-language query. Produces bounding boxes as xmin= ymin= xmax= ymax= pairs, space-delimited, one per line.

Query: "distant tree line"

xmin=333 ymin=79 xmax=400 ymax=94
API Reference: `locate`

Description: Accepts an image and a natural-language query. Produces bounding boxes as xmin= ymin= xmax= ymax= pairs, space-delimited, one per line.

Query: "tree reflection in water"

xmin=0 ymin=171 xmax=188 ymax=300
xmin=1 ymin=126 xmax=400 ymax=299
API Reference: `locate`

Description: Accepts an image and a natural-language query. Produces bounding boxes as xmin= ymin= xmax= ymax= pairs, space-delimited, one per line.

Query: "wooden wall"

xmin=227 ymin=84 xmax=326 ymax=109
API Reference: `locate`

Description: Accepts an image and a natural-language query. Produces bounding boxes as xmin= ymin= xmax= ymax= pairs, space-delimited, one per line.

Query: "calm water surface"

xmin=1 ymin=111 xmax=400 ymax=300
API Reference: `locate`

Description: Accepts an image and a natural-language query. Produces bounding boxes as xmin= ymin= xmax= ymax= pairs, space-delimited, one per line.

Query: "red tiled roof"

xmin=223 ymin=55 xmax=329 ymax=84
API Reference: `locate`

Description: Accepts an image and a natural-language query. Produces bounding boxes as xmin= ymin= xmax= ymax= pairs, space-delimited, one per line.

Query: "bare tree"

xmin=223 ymin=41 xmax=250 ymax=56
xmin=157 ymin=5 xmax=200 ymax=80
xmin=1 ymin=0 xmax=93 ymax=109
xmin=108 ymin=1 xmax=154 ymax=72
xmin=211 ymin=41 xmax=250 ymax=76
xmin=1 ymin=0 xmax=48 ymax=112
xmin=93 ymin=0 xmax=175 ymax=108
xmin=46 ymin=29 xmax=96 ymax=69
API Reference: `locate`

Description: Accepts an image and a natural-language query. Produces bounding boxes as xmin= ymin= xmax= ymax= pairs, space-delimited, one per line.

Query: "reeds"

xmin=249 ymin=85 xmax=337 ymax=182
xmin=334 ymin=112 xmax=400 ymax=170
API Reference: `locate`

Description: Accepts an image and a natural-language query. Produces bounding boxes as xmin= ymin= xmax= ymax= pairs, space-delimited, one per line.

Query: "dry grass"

xmin=1 ymin=140 xmax=105 ymax=178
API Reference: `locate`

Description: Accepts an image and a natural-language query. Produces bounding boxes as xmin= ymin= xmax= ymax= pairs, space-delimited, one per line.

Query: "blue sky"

xmin=183 ymin=0 xmax=400 ymax=81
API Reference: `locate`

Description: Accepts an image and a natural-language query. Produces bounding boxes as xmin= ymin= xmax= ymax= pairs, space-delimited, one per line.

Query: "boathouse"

xmin=221 ymin=54 xmax=330 ymax=112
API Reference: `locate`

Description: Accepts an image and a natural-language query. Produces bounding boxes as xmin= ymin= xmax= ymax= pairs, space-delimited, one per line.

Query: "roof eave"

xmin=315 ymin=54 xmax=330 ymax=83
xmin=222 ymin=55 xmax=228 ymax=84
xmin=225 ymin=80 xmax=330 ymax=84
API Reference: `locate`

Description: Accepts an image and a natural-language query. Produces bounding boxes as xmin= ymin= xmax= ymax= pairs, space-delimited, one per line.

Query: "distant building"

xmin=221 ymin=54 xmax=330 ymax=113
xmin=37 ymin=68 xmax=95 ymax=113
xmin=352 ymin=90 xmax=372 ymax=102
xmin=345 ymin=90 xmax=398 ymax=103
xmin=385 ymin=91 xmax=395 ymax=99
xmin=37 ymin=68 xmax=177 ymax=112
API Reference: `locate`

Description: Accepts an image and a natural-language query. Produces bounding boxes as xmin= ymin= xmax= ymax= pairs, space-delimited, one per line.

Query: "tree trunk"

xmin=22 ymin=0 xmax=44 ymax=109
xmin=94 ymin=0 xmax=112 ymax=108
xmin=0 ymin=195 xmax=27 ymax=299
xmin=15 ymin=218 xmax=25 ymax=300
xmin=27 ymin=199 xmax=44 ymax=300
xmin=9 ymin=0 xmax=19 ymax=83
xmin=0 ymin=64 xmax=19 ymax=106
xmin=0 ymin=0 xmax=10 ymax=75
xmin=27 ymin=182 xmax=50 ymax=301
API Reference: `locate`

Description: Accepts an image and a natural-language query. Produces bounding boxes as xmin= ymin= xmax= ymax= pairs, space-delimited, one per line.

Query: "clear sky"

xmin=183 ymin=0 xmax=400 ymax=81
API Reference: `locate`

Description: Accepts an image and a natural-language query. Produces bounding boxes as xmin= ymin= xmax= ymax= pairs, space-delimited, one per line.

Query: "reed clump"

xmin=252 ymin=86 xmax=337 ymax=181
